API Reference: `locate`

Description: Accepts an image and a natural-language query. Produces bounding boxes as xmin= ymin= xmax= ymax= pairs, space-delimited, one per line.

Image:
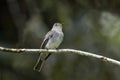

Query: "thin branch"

xmin=0 ymin=46 xmax=120 ymax=67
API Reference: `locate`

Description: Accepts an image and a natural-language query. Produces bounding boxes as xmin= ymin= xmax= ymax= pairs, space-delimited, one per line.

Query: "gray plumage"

xmin=33 ymin=23 xmax=64 ymax=72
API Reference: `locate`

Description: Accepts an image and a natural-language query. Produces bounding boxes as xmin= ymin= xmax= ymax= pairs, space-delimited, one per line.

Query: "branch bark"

xmin=0 ymin=46 xmax=120 ymax=67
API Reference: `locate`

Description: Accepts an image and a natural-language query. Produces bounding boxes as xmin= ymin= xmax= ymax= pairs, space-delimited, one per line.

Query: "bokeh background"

xmin=1 ymin=0 xmax=120 ymax=80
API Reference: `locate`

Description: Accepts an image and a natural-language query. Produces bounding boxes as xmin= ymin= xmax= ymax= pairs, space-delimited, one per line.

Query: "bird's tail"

xmin=33 ymin=54 xmax=45 ymax=72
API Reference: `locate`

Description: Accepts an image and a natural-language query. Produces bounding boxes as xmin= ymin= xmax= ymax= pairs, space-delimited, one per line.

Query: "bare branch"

xmin=0 ymin=46 xmax=120 ymax=66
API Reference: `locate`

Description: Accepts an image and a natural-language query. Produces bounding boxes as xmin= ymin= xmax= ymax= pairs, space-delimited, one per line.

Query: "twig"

xmin=0 ymin=46 xmax=120 ymax=66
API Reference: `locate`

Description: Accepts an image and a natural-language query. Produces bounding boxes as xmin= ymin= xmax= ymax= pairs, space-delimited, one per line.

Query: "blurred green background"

xmin=1 ymin=0 xmax=120 ymax=80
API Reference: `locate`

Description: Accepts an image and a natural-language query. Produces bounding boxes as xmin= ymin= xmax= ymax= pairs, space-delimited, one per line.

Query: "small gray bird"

xmin=33 ymin=23 xmax=64 ymax=72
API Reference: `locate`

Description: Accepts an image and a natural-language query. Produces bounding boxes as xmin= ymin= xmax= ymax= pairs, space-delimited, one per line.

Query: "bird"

xmin=33 ymin=23 xmax=64 ymax=72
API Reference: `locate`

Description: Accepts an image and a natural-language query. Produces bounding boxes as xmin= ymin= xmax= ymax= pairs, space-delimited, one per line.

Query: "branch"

xmin=0 ymin=46 xmax=120 ymax=66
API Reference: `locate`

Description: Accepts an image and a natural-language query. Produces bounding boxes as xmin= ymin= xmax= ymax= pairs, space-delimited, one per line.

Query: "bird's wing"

xmin=40 ymin=30 xmax=54 ymax=49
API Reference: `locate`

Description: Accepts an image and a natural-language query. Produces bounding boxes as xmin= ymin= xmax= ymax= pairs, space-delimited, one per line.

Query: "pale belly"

xmin=45 ymin=34 xmax=63 ymax=49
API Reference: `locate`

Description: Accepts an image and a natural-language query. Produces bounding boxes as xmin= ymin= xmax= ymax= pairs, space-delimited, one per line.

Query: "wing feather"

xmin=40 ymin=30 xmax=54 ymax=49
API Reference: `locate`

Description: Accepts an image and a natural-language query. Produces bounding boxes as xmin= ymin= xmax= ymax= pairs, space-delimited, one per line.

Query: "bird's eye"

xmin=55 ymin=24 xmax=57 ymax=26
xmin=54 ymin=23 xmax=58 ymax=26
xmin=54 ymin=23 xmax=61 ymax=26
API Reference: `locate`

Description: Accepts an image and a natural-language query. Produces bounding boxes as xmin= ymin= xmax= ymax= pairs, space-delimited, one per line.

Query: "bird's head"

xmin=52 ymin=23 xmax=63 ymax=31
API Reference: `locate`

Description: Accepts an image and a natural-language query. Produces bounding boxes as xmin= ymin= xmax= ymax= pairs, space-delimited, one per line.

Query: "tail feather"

xmin=33 ymin=53 xmax=51 ymax=72
xmin=33 ymin=55 xmax=45 ymax=72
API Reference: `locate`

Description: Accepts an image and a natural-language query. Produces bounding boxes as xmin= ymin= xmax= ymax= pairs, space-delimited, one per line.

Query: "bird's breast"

xmin=45 ymin=32 xmax=63 ymax=49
